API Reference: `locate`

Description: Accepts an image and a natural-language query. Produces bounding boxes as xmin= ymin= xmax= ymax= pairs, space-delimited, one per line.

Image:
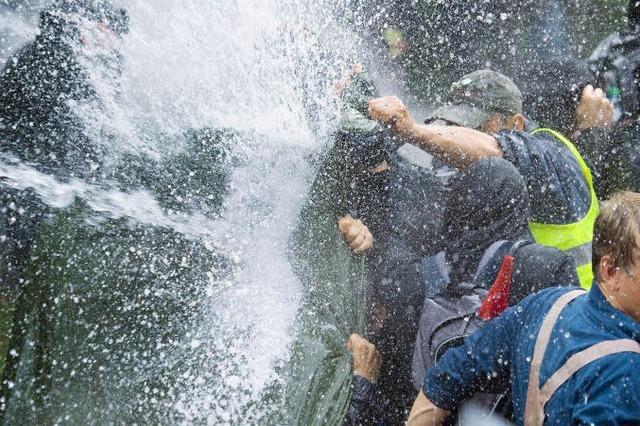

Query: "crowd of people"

xmin=337 ymin=2 xmax=640 ymax=424
xmin=1 ymin=0 xmax=640 ymax=423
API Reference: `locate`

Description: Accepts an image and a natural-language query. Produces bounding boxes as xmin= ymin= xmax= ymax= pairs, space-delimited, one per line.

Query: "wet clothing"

xmin=526 ymin=128 xmax=598 ymax=289
xmin=496 ymin=130 xmax=590 ymax=225
xmin=357 ymin=145 xmax=452 ymax=424
xmin=413 ymin=240 xmax=578 ymax=389
xmin=423 ymin=284 xmax=640 ymax=425
xmin=0 ymin=9 xmax=124 ymax=292
xmin=421 ymin=239 xmax=578 ymax=304
xmin=368 ymin=155 xmax=529 ymax=310
xmin=0 ymin=31 xmax=107 ymax=176
xmin=349 ymin=156 xmax=529 ymax=424
xmin=344 ymin=375 xmax=377 ymax=425
xmin=440 ymin=157 xmax=530 ymax=287
xmin=575 ymin=127 xmax=628 ymax=198
xmin=364 ymin=146 xmax=452 ymax=310
xmin=345 ymin=239 xmax=578 ymax=424
xmin=0 ymin=30 xmax=92 ymax=293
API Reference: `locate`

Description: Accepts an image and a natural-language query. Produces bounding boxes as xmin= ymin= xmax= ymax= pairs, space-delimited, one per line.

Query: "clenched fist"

xmin=338 ymin=214 xmax=374 ymax=254
xmin=575 ymin=84 xmax=614 ymax=130
xmin=368 ymin=96 xmax=415 ymax=136
xmin=346 ymin=333 xmax=382 ymax=383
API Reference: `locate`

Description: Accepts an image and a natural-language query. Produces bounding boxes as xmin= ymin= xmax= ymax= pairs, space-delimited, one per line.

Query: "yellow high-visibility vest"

xmin=528 ymin=128 xmax=599 ymax=289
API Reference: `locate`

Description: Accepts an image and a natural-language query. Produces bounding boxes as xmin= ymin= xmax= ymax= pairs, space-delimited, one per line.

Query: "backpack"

xmin=411 ymin=288 xmax=488 ymax=389
xmin=411 ymin=240 xmax=580 ymax=422
xmin=411 ymin=240 xmax=532 ymax=390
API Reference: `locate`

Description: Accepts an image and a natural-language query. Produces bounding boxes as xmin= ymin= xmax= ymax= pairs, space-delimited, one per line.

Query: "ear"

xmin=479 ymin=114 xmax=503 ymax=133
xmin=598 ymin=255 xmax=620 ymax=288
xmin=509 ymin=114 xmax=526 ymax=131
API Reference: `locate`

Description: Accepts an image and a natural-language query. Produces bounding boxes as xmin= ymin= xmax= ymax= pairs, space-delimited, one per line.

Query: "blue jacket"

xmin=423 ymin=284 xmax=640 ymax=425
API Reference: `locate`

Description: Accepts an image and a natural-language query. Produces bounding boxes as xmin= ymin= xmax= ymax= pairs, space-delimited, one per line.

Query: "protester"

xmin=366 ymin=157 xmax=530 ymax=423
xmin=336 ymin=68 xmax=614 ymax=422
xmin=588 ymin=0 xmax=640 ymax=195
xmin=345 ymin=232 xmax=580 ymax=424
xmin=337 ymin=69 xmax=593 ymax=422
xmin=511 ymin=56 xmax=638 ymax=201
xmin=0 ymin=0 xmax=129 ymax=380
xmin=343 ymin=155 xmax=578 ymax=421
xmin=407 ymin=191 xmax=640 ymax=425
xmin=333 ymin=68 xmax=452 ymax=422
xmin=0 ymin=0 xmax=129 ymax=281
xmin=367 ymin=70 xmax=613 ymax=289
xmin=0 ymin=0 xmax=128 ymax=176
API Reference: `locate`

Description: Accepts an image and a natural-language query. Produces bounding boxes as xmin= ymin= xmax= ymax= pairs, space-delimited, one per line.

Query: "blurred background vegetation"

xmin=341 ymin=0 xmax=628 ymax=103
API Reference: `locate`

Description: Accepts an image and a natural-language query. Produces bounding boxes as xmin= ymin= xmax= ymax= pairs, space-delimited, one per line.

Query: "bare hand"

xmin=346 ymin=333 xmax=381 ymax=383
xmin=407 ymin=391 xmax=451 ymax=426
xmin=338 ymin=214 xmax=374 ymax=254
xmin=368 ymin=96 xmax=415 ymax=136
xmin=575 ymin=85 xmax=614 ymax=130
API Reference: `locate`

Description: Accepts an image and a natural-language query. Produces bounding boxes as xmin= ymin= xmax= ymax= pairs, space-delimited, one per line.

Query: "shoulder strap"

xmin=538 ymin=339 xmax=640 ymax=409
xmin=524 ymin=289 xmax=585 ymax=425
xmin=476 ymin=240 xmax=532 ymax=320
xmin=508 ymin=239 xmax=532 ymax=257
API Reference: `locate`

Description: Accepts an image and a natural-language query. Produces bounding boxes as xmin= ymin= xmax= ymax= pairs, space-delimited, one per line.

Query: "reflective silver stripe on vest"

xmin=564 ymin=241 xmax=592 ymax=266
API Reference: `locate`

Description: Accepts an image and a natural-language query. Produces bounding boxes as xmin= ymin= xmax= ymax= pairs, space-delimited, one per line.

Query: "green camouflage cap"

xmin=425 ymin=70 xmax=523 ymax=129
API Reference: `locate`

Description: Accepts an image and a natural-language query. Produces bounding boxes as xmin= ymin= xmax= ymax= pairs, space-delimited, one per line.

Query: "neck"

xmin=598 ymin=282 xmax=621 ymax=308
xmin=598 ymin=282 xmax=640 ymax=323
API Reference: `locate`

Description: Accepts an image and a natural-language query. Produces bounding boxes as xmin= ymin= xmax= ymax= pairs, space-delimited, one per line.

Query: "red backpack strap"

xmin=478 ymin=240 xmax=531 ymax=320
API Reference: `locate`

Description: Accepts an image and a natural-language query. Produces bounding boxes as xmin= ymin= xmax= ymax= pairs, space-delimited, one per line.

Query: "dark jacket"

xmin=345 ymin=238 xmax=578 ymax=424
xmin=496 ymin=130 xmax=591 ymax=225
xmin=0 ymin=3 xmax=126 ymax=292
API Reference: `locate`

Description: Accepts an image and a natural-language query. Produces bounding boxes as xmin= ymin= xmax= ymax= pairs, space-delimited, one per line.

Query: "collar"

xmin=588 ymin=283 xmax=640 ymax=339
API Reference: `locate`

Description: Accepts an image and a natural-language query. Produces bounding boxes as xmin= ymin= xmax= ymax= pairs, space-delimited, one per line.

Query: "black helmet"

xmin=40 ymin=0 xmax=129 ymax=37
xmin=629 ymin=0 xmax=640 ymax=27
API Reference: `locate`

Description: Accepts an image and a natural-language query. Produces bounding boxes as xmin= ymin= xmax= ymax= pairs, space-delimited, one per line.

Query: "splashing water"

xmin=0 ymin=0 xmax=370 ymax=423
xmin=104 ymin=0 xmax=366 ymax=421
xmin=2 ymin=0 xmax=626 ymax=424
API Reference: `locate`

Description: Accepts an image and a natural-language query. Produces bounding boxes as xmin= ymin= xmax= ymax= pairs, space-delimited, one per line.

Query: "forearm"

xmin=420 ymin=305 xmax=521 ymax=413
xmin=367 ymin=96 xmax=501 ymax=168
xmin=401 ymin=123 xmax=502 ymax=169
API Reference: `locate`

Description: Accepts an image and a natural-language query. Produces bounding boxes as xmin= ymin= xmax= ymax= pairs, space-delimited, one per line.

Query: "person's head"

xmin=629 ymin=0 xmax=640 ymax=28
xmin=515 ymin=58 xmax=593 ymax=135
xmin=425 ymin=69 xmax=525 ymax=133
xmin=593 ymin=191 xmax=640 ymax=322
xmin=444 ymin=157 xmax=530 ymax=285
xmin=39 ymin=0 xmax=129 ymax=41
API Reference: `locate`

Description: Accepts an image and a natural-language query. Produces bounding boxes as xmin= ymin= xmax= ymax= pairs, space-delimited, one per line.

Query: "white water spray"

xmin=0 ymin=0 xmax=369 ymax=422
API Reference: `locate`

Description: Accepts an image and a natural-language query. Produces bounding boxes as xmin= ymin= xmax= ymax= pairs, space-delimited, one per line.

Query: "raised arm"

xmin=368 ymin=96 xmax=502 ymax=169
